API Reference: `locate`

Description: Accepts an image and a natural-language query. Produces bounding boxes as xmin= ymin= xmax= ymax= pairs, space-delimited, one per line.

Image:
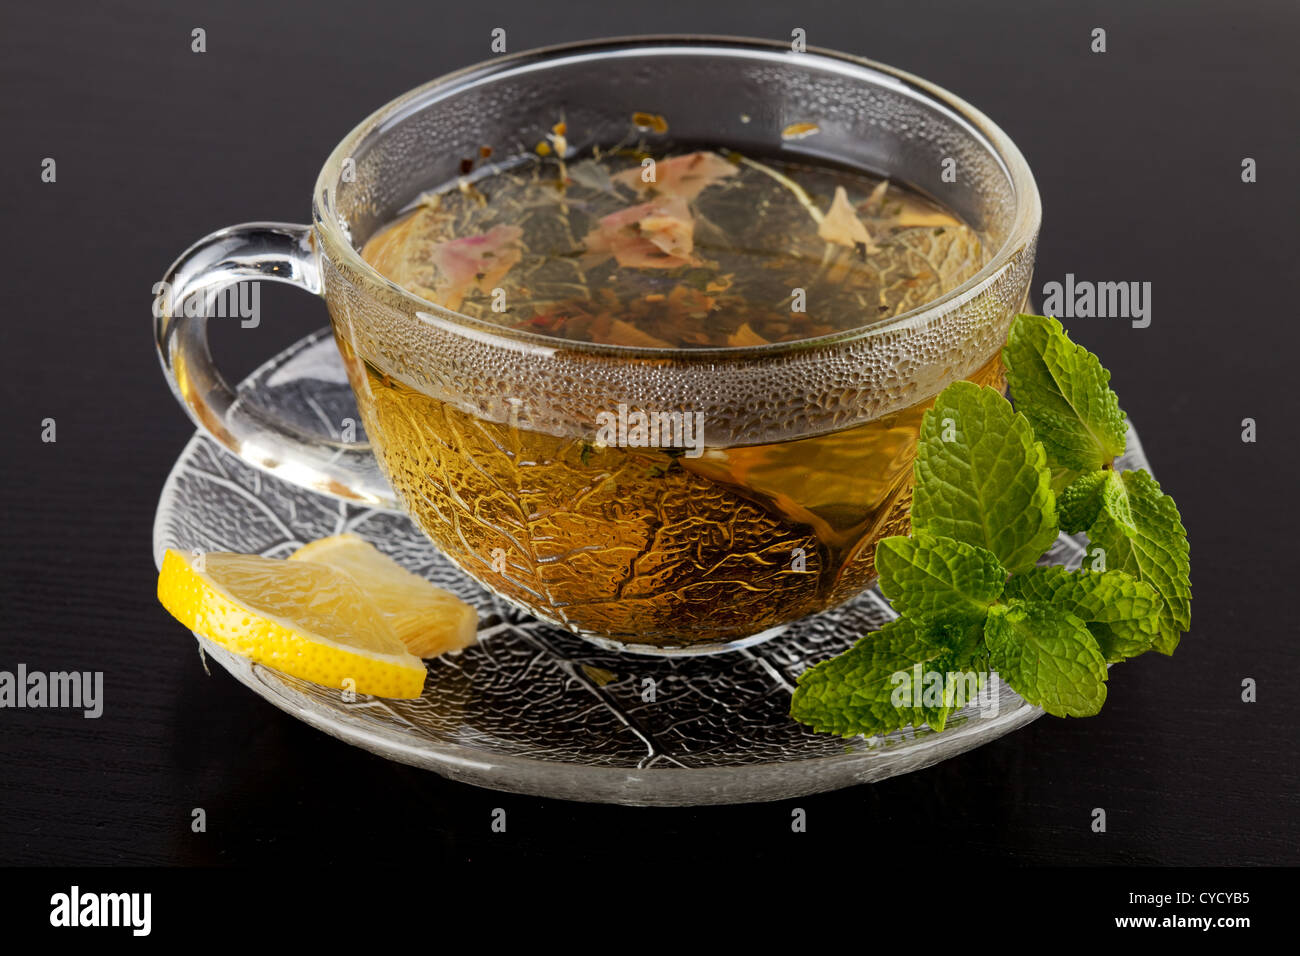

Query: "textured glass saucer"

xmin=152 ymin=328 xmax=1153 ymax=806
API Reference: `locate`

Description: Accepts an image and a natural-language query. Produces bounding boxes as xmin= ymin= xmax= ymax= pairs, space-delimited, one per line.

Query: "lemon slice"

xmin=289 ymin=534 xmax=478 ymax=659
xmin=157 ymin=548 xmax=427 ymax=698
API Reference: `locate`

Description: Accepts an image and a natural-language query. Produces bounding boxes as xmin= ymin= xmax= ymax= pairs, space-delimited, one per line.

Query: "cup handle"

xmin=154 ymin=222 xmax=398 ymax=508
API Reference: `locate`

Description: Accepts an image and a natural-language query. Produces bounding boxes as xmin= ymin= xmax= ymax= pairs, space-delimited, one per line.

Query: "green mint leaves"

xmin=911 ymin=382 xmax=1058 ymax=574
xmin=787 ymin=618 xmax=959 ymax=738
xmin=1004 ymin=566 xmax=1163 ymax=662
xmin=876 ymin=534 xmax=1005 ymax=626
xmin=790 ymin=313 xmax=1192 ymax=739
xmin=1002 ymin=313 xmax=1128 ymax=479
xmin=1058 ymin=469 xmax=1127 ymax=534
xmin=1086 ymin=469 xmax=1191 ymax=653
xmin=984 ymin=601 xmax=1109 ymax=717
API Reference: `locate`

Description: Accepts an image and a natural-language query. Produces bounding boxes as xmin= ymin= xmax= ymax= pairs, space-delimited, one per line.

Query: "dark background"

xmin=1 ymin=0 xmax=1296 ymax=867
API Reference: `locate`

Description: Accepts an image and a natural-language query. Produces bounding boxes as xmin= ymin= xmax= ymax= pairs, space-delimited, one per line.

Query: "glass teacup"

xmin=154 ymin=37 xmax=1040 ymax=655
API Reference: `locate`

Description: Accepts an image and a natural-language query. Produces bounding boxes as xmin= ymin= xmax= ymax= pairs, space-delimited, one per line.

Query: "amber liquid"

xmin=349 ymin=147 xmax=996 ymax=647
xmin=346 ymin=353 xmax=1001 ymax=647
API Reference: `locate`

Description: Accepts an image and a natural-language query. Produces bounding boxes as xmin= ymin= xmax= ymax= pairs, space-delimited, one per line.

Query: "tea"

xmin=348 ymin=147 xmax=996 ymax=648
xmin=361 ymin=148 xmax=986 ymax=347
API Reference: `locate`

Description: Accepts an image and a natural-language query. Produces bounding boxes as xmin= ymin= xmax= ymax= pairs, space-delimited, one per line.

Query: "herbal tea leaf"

xmin=1003 ymin=313 xmax=1128 ymax=473
xmin=911 ymin=381 xmax=1058 ymax=573
xmin=984 ymin=600 xmax=1108 ymax=717
xmin=1087 ymin=469 xmax=1191 ymax=654
xmin=1005 ymin=565 xmax=1162 ymax=662
xmin=876 ymin=533 xmax=1006 ymax=625
xmin=1057 ymin=469 xmax=1126 ymax=534
xmin=790 ymin=617 xmax=954 ymax=738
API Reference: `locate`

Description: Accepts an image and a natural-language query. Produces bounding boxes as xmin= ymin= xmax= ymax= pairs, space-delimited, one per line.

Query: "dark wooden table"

xmin=1 ymin=0 xmax=1296 ymax=867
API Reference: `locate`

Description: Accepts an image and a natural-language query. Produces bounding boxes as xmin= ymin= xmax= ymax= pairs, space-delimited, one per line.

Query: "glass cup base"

xmin=571 ymin=623 xmax=793 ymax=657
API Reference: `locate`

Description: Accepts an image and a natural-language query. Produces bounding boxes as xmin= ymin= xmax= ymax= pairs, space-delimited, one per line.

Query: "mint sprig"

xmin=790 ymin=313 xmax=1192 ymax=738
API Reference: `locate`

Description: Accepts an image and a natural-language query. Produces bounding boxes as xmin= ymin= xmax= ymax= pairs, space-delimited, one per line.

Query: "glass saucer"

xmin=152 ymin=328 xmax=1153 ymax=806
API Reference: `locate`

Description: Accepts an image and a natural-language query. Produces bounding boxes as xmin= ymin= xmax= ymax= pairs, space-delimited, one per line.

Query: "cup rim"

xmin=313 ymin=34 xmax=1041 ymax=359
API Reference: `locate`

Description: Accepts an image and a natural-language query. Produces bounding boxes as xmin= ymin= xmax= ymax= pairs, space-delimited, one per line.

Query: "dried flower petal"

xmin=727 ymin=322 xmax=771 ymax=347
xmin=428 ymin=225 xmax=523 ymax=310
xmin=893 ymin=197 xmax=961 ymax=228
xmin=859 ymin=178 xmax=890 ymax=214
xmin=612 ymin=151 xmax=737 ymax=201
xmin=583 ymin=197 xmax=699 ymax=269
xmin=601 ymin=319 xmax=674 ymax=348
xmin=818 ymin=186 xmax=874 ymax=248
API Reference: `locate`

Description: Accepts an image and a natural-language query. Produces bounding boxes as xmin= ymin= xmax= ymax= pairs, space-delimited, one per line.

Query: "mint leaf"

xmin=876 ymin=533 xmax=1005 ymax=626
xmin=1057 ymin=470 xmax=1107 ymax=534
xmin=1085 ymin=623 xmax=1150 ymax=665
xmin=912 ymin=381 xmax=1058 ymax=573
xmin=791 ymin=618 xmax=956 ymax=738
xmin=1087 ymin=469 xmax=1191 ymax=654
xmin=1005 ymin=566 xmax=1162 ymax=661
xmin=1049 ymin=465 xmax=1080 ymax=497
xmin=984 ymin=600 xmax=1108 ymax=717
xmin=922 ymin=617 xmax=988 ymax=662
xmin=1058 ymin=469 xmax=1133 ymax=535
xmin=912 ymin=652 xmax=990 ymax=734
xmin=1003 ymin=314 xmax=1128 ymax=473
